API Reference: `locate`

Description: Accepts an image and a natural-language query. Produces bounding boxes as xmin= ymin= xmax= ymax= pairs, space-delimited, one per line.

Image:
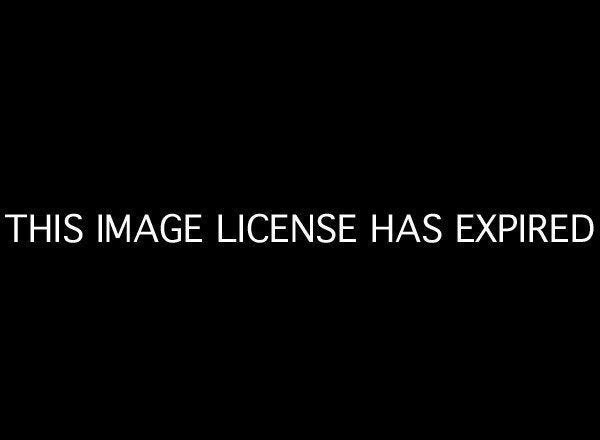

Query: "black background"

xmin=1 ymin=6 xmax=597 ymax=434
